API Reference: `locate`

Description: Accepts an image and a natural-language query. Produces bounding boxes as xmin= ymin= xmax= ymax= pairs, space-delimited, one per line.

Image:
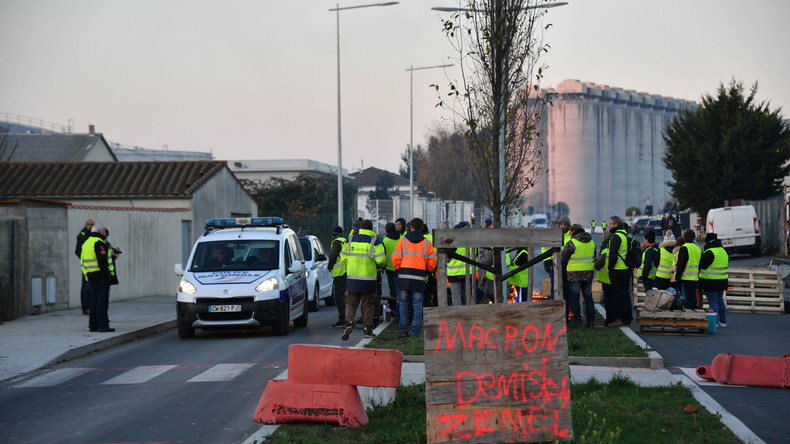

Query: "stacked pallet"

xmin=632 ymin=267 xmax=785 ymax=314
xmin=723 ymin=267 xmax=785 ymax=314
xmin=636 ymin=309 xmax=708 ymax=335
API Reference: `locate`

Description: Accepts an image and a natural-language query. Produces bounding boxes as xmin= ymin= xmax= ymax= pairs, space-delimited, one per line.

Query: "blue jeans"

xmin=399 ymin=290 xmax=423 ymax=336
xmin=706 ymin=290 xmax=727 ymax=324
xmin=681 ymin=281 xmax=699 ymax=310
xmin=567 ymin=280 xmax=594 ymax=323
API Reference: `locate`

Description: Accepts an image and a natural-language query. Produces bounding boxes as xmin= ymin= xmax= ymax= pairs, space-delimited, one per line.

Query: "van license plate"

xmin=721 ymin=239 xmax=733 ymax=247
xmin=209 ymin=305 xmax=242 ymax=313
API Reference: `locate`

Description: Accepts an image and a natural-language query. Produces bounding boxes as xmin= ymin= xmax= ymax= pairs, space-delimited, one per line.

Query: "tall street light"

xmin=329 ymin=2 xmax=399 ymax=228
xmin=405 ymin=63 xmax=453 ymax=219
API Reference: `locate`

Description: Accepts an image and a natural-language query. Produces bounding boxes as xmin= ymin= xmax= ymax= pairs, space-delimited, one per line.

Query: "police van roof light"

xmin=204 ymin=217 xmax=284 ymax=228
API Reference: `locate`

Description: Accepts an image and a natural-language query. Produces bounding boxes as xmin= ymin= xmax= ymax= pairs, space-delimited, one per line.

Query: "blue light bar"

xmin=205 ymin=217 xmax=284 ymax=228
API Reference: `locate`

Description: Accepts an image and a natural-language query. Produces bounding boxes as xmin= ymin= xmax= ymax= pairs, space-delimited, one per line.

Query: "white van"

xmin=706 ymin=205 xmax=761 ymax=255
xmin=174 ymin=217 xmax=308 ymax=338
xmin=531 ymin=213 xmax=550 ymax=228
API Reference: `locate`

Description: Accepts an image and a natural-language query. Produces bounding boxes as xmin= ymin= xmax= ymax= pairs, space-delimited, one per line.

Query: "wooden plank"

xmin=423 ymin=301 xmax=572 ymax=443
xmin=433 ymin=227 xmax=564 ymax=249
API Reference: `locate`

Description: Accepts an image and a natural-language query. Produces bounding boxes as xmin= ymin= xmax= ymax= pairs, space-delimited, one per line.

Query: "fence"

xmin=361 ymin=197 xmax=476 ymax=234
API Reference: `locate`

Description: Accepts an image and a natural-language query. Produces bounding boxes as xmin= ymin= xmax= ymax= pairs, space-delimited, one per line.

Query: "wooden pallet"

xmin=632 ymin=267 xmax=785 ymax=314
xmin=636 ymin=309 xmax=709 ymax=335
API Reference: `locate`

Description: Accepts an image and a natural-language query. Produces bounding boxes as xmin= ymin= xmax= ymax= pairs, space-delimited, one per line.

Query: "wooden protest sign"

xmin=423 ymin=301 xmax=572 ymax=443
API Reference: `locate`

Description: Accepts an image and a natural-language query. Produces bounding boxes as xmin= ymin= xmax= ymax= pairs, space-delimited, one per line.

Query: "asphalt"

xmin=0 ymin=294 xmax=781 ymax=444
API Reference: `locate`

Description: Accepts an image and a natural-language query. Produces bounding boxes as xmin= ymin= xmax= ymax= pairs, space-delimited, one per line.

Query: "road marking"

xmin=101 ymin=365 xmax=178 ymax=385
xmin=187 ymin=363 xmax=256 ymax=382
xmin=12 ymin=368 xmax=97 ymax=388
xmin=677 ymin=367 xmax=746 ymax=387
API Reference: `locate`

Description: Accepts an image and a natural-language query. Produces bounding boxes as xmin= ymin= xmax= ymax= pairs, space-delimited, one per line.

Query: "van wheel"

xmin=294 ymin=292 xmax=309 ymax=328
xmin=274 ymin=298 xmax=290 ymax=336
xmin=177 ymin=321 xmax=195 ymax=339
xmin=308 ymin=284 xmax=319 ymax=312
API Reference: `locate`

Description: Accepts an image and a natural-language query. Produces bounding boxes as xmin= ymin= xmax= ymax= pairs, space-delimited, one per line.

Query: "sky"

xmin=1 ymin=0 xmax=789 ymax=174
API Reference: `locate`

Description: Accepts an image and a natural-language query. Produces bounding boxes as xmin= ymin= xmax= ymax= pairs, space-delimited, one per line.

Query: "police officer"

xmin=80 ymin=223 xmax=114 ymax=332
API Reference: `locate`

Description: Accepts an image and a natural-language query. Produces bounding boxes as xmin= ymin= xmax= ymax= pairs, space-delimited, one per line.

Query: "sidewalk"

xmin=0 ymin=295 xmax=174 ymax=383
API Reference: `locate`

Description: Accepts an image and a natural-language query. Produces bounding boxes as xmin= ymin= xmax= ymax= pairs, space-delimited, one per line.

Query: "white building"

xmin=522 ymin=79 xmax=697 ymax=225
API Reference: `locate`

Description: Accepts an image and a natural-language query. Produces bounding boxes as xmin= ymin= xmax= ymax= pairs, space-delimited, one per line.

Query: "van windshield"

xmin=190 ymin=240 xmax=280 ymax=272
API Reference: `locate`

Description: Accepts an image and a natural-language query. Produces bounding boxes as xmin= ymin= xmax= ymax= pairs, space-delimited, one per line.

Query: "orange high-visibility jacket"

xmin=392 ymin=233 xmax=437 ymax=292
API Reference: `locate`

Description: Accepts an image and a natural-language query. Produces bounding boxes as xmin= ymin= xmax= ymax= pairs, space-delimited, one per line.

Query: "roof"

xmin=0 ymin=133 xmax=118 ymax=162
xmin=352 ymin=167 xmax=409 ymax=187
xmin=0 ymin=161 xmax=229 ymax=199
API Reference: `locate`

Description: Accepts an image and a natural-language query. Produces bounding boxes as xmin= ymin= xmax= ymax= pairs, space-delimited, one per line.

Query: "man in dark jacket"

xmin=75 ymin=219 xmax=94 ymax=314
xmin=395 ymin=218 xmax=407 ymax=237
xmin=79 ymin=223 xmax=114 ymax=332
xmin=382 ymin=222 xmax=401 ymax=308
xmin=700 ymin=233 xmax=729 ymax=327
xmin=561 ymin=224 xmax=596 ymax=327
xmin=639 ymin=230 xmax=659 ymax=291
xmin=327 ymin=226 xmax=347 ymax=327
xmin=606 ymin=216 xmax=632 ymax=327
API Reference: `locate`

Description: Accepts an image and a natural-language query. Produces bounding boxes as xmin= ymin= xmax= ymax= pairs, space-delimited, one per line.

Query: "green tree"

xmin=663 ymin=79 xmax=790 ymax=216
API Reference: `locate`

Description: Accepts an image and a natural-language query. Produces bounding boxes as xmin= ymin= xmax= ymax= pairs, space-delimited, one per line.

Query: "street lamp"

xmin=405 ymin=63 xmax=453 ymax=219
xmin=329 ymin=2 xmax=399 ymax=229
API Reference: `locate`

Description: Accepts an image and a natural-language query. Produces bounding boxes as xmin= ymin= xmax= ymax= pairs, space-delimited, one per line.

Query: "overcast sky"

xmin=1 ymin=0 xmax=788 ymax=174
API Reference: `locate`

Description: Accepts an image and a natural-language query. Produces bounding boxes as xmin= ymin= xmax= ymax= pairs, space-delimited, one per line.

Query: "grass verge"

xmin=260 ymin=375 xmax=739 ymax=443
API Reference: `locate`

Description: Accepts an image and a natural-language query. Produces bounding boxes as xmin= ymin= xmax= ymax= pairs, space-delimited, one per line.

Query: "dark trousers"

xmin=87 ymin=280 xmax=111 ymax=330
xmin=332 ymin=276 xmax=347 ymax=322
xmin=681 ymin=280 xmax=699 ymax=310
xmin=568 ymin=280 xmax=594 ymax=323
xmin=80 ymin=276 xmax=90 ymax=312
xmin=610 ymin=269 xmax=633 ymax=325
xmin=601 ymin=282 xmax=616 ymax=325
xmin=543 ymin=261 xmax=555 ymax=300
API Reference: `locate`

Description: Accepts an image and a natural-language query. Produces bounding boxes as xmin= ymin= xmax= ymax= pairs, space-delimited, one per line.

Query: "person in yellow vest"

xmin=75 ymin=219 xmax=94 ymax=315
xmin=506 ymin=248 xmax=529 ymax=302
xmin=448 ymin=222 xmax=472 ymax=306
xmin=327 ymin=225 xmax=347 ymax=328
xmin=700 ymin=232 xmax=729 ymax=327
xmin=594 ymin=230 xmax=615 ymax=326
xmin=421 ymin=223 xmax=438 ymax=307
xmin=104 ymin=228 xmax=121 ymax=287
xmin=342 ymin=219 xmax=386 ymax=340
xmin=639 ymin=230 xmax=659 ymax=291
xmin=674 ymin=229 xmax=702 ymax=309
xmin=606 ymin=215 xmax=632 ymax=327
xmin=561 ymin=224 xmax=597 ymax=327
xmin=80 ymin=223 xmax=114 ymax=332
xmin=652 ymin=235 xmax=677 ymax=291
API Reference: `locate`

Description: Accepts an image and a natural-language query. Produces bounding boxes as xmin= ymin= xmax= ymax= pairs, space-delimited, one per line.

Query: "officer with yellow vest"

xmin=80 ymin=223 xmax=114 ymax=332
xmin=674 ymin=229 xmax=702 ymax=309
xmin=561 ymin=224 xmax=597 ymax=327
xmin=342 ymin=219 xmax=386 ymax=340
xmin=327 ymin=225 xmax=348 ymax=328
xmin=700 ymin=232 xmax=729 ymax=327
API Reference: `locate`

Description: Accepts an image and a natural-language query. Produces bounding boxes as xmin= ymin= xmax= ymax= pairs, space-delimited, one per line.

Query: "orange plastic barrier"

xmin=253 ymin=344 xmax=403 ymax=426
xmin=696 ymin=353 xmax=790 ymax=388
xmin=287 ymin=344 xmax=403 ymax=387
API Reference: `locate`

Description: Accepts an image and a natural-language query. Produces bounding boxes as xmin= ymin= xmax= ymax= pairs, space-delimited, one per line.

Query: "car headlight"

xmin=179 ymin=280 xmax=197 ymax=294
xmin=256 ymin=277 xmax=279 ymax=292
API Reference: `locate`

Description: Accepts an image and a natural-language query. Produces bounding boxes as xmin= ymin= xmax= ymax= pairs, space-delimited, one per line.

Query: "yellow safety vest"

xmin=639 ymin=245 xmax=658 ymax=279
xmin=680 ymin=242 xmax=702 ymax=281
xmin=567 ymin=238 xmax=595 ymax=272
xmin=80 ymin=237 xmax=103 ymax=275
xmin=700 ymin=247 xmax=728 ymax=280
xmin=330 ymin=237 xmax=347 ymax=278
xmin=655 ymin=248 xmax=673 ymax=279
xmin=595 ymin=248 xmax=610 ymax=284
xmin=345 ymin=229 xmax=385 ymax=282
xmin=507 ymin=249 xmax=529 ymax=287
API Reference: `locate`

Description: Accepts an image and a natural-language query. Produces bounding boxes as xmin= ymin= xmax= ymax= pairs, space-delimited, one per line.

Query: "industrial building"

xmin=522 ymin=79 xmax=697 ymax=225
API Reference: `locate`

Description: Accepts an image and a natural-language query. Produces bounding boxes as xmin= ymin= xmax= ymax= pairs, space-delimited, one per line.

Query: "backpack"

xmin=620 ymin=232 xmax=642 ymax=269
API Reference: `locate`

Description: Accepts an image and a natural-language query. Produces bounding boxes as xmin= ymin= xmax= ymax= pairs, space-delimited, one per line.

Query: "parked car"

xmin=630 ymin=217 xmax=651 ymax=235
xmin=299 ymin=235 xmax=334 ymax=312
xmin=174 ymin=217 xmax=308 ymax=338
xmin=644 ymin=219 xmax=664 ymax=237
xmin=706 ymin=205 xmax=761 ymax=255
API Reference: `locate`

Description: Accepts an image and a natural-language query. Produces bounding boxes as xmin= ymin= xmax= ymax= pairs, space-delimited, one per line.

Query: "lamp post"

xmin=405 ymin=63 xmax=453 ymax=219
xmin=329 ymin=2 xmax=398 ymax=229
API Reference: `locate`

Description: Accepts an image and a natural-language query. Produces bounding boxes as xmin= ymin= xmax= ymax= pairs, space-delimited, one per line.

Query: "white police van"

xmin=174 ymin=217 xmax=308 ymax=338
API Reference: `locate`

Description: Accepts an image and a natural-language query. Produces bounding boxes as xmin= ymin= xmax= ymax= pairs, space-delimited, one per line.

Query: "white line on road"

xmin=12 ymin=368 xmax=97 ymax=388
xmin=187 ymin=363 xmax=256 ymax=382
xmin=101 ymin=365 xmax=178 ymax=385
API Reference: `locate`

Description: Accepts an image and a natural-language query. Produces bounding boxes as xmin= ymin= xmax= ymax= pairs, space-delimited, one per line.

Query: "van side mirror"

xmin=174 ymin=264 xmax=185 ymax=276
xmin=316 ymin=253 xmax=328 ymax=262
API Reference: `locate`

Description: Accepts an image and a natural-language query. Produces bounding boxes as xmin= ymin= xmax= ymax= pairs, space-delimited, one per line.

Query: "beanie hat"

xmin=352 ymin=217 xmax=362 ymax=230
xmin=332 ymin=226 xmax=344 ymax=236
xmin=705 ymin=232 xmax=718 ymax=243
xmin=484 ymin=218 xmax=493 ymax=228
xmin=570 ymin=223 xmax=584 ymax=234
xmin=558 ymin=216 xmax=570 ymax=225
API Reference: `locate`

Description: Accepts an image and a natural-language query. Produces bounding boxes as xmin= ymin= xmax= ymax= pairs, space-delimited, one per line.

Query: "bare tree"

xmin=434 ymin=0 xmax=559 ymax=228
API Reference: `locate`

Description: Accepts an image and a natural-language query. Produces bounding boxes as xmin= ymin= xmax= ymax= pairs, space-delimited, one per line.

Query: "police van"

xmin=174 ymin=217 xmax=308 ymax=338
